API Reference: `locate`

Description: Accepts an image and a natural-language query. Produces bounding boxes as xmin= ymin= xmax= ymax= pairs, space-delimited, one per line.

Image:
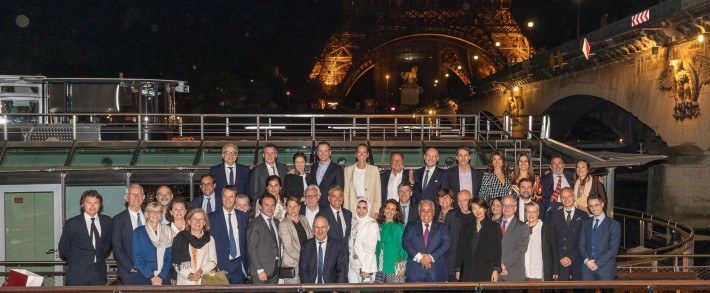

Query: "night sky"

xmin=0 ymin=0 xmax=658 ymax=111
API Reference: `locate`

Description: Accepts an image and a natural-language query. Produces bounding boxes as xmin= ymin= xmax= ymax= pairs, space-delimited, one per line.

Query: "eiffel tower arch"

xmin=309 ymin=0 xmax=533 ymax=108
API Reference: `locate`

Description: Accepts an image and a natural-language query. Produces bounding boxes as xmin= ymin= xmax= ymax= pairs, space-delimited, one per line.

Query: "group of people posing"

xmin=58 ymin=141 xmax=620 ymax=287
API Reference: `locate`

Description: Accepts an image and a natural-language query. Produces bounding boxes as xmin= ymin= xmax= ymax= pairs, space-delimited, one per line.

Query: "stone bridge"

xmin=459 ymin=0 xmax=710 ymax=151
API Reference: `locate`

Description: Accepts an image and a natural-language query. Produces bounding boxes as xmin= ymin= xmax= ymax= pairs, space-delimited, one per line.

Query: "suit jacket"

xmin=210 ymin=162 xmax=251 ymax=197
xmin=456 ymin=218 xmax=502 ymax=282
xmin=279 ymin=215 xmax=313 ymax=269
xmin=578 ymin=215 xmax=621 ymax=280
xmin=440 ymin=166 xmax=483 ymax=198
xmin=402 ymin=220 xmax=451 ymax=282
xmin=209 ymin=208 xmax=250 ymax=283
xmin=316 ymin=206 xmax=352 ymax=251
xmin=400 ymin=201 xmax=419 ymax=224
xmin=412 ymin=167 xmax=444 ymax=203
xmin=380 ymin=169 xmax=412 ymax=205
xmin=550 ymin=207 xmax=588 ymax=280
xmin=283 ymin=173 xmax=316 ymax=200
xmin=540 ymin=170 xmax=574 ymax=221
xmin=299 ymin=237 xmax=348 ymax=283
xmin=343 ymin=163 xmax=382 ymax=216
xmin=311 ymin=161 xmax=345 ymax=207
xmin=250 ymin=162 xmax=288 ymax=199
xmin=190 ymin=194 xmax=223 ymax=213
xmin=499 ymin=217 xmax=530 ymax=282
xmin=132 ymin=225 xmax=172 ymax=284
xmin=444 ymin=210 xmax=475 ymax=276
xmin=112 ymin=209 xmax=143 ymax=284
xmin=537 ymin=222 xmax=560 ymax=281
xmin=58 ymin=213 xmax=112 ymax=285
xmin=247 ymin=214 xmax=281 ymax=279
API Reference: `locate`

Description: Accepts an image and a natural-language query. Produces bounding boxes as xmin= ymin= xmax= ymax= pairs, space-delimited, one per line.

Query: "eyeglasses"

xmin=222 ymin=151 xmax=237 ymax=156
xmin=200 ymin=183 xmax=214 ymax=187
xmin=305 ymin=194 xmax=319 ymax=198
xmin=502 ymin=204 xmax=516 ymax=209
xmin=157 ymin=192 xmax=172 ymax=196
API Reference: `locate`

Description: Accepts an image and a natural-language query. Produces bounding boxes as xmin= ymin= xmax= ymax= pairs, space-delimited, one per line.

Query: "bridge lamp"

xmin=527 ymin=21 xmax=534 ymax=28
xmin=698 ymin=34 xmax=705 ymax=43
xmin=495 ymin=42 xmax=501 ymax=47
xmin=513 ymin=86 xmax=520 ymax=92
xmin=457 ymin=65 xmax=462 ymax=70
xmin=445 ymin=73 xmax=449 ymax=78
xmin=473 ymin=55 xmax=479 ymax=60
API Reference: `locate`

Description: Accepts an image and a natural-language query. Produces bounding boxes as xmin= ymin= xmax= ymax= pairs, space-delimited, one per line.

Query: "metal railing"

xmin=1 ymin=113 xmax=551 ymax=142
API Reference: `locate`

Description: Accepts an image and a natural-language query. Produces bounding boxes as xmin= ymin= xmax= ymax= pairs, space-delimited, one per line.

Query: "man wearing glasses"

xmin=210 ymin=143 xmax=251 ymax=197
xmin=498 ymin=195 xmax=529 ymax=282
xmin=191 ymin=174 xmax=222 ymax=213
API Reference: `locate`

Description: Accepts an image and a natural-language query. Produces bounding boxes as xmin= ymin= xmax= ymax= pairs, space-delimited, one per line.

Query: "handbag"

xmin=279 ymin=266 xmax=296 ymax=279
xmin=201 ymin=269 xmax=229 ymax=285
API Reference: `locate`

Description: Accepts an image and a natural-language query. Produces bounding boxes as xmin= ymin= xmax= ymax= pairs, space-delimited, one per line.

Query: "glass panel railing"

xmin=69 ymin=147 xmax=134 ymax=166
xmin=0 ymin=147 xmax=70 ymax=167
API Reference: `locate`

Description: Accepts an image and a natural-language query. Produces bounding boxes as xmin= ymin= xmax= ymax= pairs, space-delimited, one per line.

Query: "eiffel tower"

xmin=309 ymin=0 xmax=533 ymax=109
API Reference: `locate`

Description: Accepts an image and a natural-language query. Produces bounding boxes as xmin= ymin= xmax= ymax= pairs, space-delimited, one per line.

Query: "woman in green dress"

xmin=375 ymin=199 xmax=407 ymax=283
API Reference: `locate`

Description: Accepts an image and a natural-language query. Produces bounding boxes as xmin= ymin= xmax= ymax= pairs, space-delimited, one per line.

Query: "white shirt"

xmin=222 ymin=208 xmax=241 ymax=259
xmin=266 ymin=163 xmax=279 ymax=177
xmin=224 ymin=164 xmax=236 ymax=185
xmin=83 ymin=213 xmax=102 ymax=249
xmin=387 ymin=171 xmax=403 ymax=201
xmin=315 ymin=237 xmax=328 ymax=283
xmin=330 ymin=206 xmax=346 ymax=236
xmin=128 ymin=209 xmax=143 ymax=230
xmin=413 ymin=221 xmax=436 ymax=263
xmin=305 ymin=206 xmax=320 ymax=228
xmin=564 ymin=208 xmax=576 ymax=221
xmin=354 ymin=167 xmax=366 ymax=197
xmin=525 ymin=221 xmax=544 ymax=279
xmin=422 ymin=166 xmax=436 ymax=188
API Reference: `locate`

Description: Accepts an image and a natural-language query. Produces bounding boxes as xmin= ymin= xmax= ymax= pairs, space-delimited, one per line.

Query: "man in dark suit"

xmin=316 ymin=185 xmax=352 ymax=252
xmin=247 ymin=193 xmax=281 ymax=284
xmin=209 ymin=186 xmax=250 ymax=284
xmin=299 ymin=215 xmax=348 ymax=283
xmin=398 ymin=183 xmax=418 ymax=224
xmin=441 ymin=145 xmax=483 ymax=197
xmin=445 ymin=190 xmax=475 ymax=282
xmin=402 ymin=199 xmax=451 ymax=282
xmin=412 ymin=147 xmax=444 ymax=203
xmin=250 ymin=143 xmax=288 ymax=199
xmin=58 ymin=190 xmax=112 ymax=286
xmin=499 ymin=195 xmax=530 ymax=282
xmin=541 ymin=154 xmax=574 ymax=220
xmin=380 ymin=152 xmax=413 ymax=205
xmin=209 ymin=143 xmax=250 ymax=197
xmin=516 ymin=178 xmax=540 ymax=220
xmin=551 ymin=187 xmax=588 ymax=282
xmin=311 ymin=141 xmax=344 ymax=207
xmin=190 ymin=174 xmax=222 ymax=213
xmin=112 ymin=183 xmax=145 ymax=285
xmin=579 ymin=194 xmax=621 ymax=281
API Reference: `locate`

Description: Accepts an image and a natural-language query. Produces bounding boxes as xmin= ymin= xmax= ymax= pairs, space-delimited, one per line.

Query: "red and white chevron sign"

xmin=631 ymin=10 xmax=649 ymax=26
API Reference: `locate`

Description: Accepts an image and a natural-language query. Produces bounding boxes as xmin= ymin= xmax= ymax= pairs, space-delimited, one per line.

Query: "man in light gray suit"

xmin=247 ymin=194 xmax=281 ymax=284
xmin=250 ymin=143 xmax=288 ymax=200
xmin=499 ymin=195 xmax=529 ymax=282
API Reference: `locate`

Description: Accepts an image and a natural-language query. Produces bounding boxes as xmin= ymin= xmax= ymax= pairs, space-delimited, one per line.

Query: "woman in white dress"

xmin=348 ymin=198 xmax=380 ymax=284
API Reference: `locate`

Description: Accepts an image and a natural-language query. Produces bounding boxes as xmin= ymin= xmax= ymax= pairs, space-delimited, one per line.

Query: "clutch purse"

xmin=201 ymin=269 xmax=229 ymax=285
xmin=279 ymin=266 xmax=296 ymax=279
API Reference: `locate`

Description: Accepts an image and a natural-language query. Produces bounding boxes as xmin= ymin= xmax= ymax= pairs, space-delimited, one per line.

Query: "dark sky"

xmin=0 ymin=0 xmax=658 ymax=88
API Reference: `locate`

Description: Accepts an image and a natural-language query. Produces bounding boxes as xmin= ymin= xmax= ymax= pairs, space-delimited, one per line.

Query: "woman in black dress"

xmin=283 ymin=152 xmax=315 ymax=201
xmin=456 ymin=197 xmax=502 ymax=282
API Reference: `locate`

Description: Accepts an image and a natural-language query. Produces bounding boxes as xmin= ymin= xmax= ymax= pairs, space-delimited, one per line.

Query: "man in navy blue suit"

xmin=112 ymin=184 xmax=145 ymax=285
xmin=579 ymin=194 xmax=620 ymax=281
xmin=316 ymin=185 xmax=352 ymax=252
xmin=209 ymin=186 xmax=250 ymax=284
xmin=210 ymin=143 xmax=250 ymax=197
xmin=300 ymin=215 xmax=348 ymax=283
xmin=311 ymin=141 xmax=344 ymax=207
xmin=59 ymin=190 xmax=112 ymax=286
xmin=441 ymin=146 xmax=482 ymax=197
xmin=191 ymin=174 xmax=222 ymax=213
xmin=412 ymin=147 xmax=444 ymax=203
xmin=380 ymin=152 xmax=414 ymax=205
xmin=551 ymin=187 xmax=588 ymax=281
xmin=541 ymin=154 xmax=574 ymax=221
xmin=402 ymin=199 xmax=451 ymax=282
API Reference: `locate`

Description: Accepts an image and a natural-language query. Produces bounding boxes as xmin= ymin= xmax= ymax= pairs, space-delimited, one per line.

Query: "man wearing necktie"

xmin=551 ymin=187 xmax=588 ymax=282
xmin=250 ymin=143 xmax=288 ymax=200
xmin=498 ymin=195 xmax=529 ymax=282
xmin=247 ymin=194 xmax=281 ymax=284
xmin=299 ymin=216 xmax=348 ymax=283
xmin=540 ymin=154 xmax=574 ymax=221
xmin=412 ymin=147 xmax=444 ymax=204
xmin=59 ymin=190 xmax=112 ymax=285
xmin=190 ymin=174 xmax=222 ymax=213
xmin=398 ymin=183 xmax=418 ymax=224
xmin=209 ymin=186 xmax=250 ymax=284
xmin=210 ymin=143 xmax=251 ymax=197
xmin=402 ymin=200 xmax=450 ymax=282
xmin=316 ymin=185 xmax=352 ymax=254
xmin=579 ymin=194 xmax=620 ymax=283
xmin=112 ymin=184 xmax=146 ymax=284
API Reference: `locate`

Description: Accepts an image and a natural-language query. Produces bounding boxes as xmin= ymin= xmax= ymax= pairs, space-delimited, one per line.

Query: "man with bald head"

xmin=299 ymin=215 xmax=348 ymax=283
xmin=413 ymin=147 xmax=444 ymax=203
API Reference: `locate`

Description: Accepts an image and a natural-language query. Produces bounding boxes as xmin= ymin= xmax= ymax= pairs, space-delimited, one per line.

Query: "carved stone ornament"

xmin=659 ymin=55 xmax=710 ymax=121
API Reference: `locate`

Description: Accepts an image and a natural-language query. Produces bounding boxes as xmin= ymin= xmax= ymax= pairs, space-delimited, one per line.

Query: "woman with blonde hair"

xmin=133 ymin=202 xmax=174 ymax=285
xmin=171 ymin=208 xmax=217 ymax=285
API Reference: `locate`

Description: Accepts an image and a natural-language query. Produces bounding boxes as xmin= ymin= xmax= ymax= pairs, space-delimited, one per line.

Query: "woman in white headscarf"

xmin=348 ymin=198 xmax=380 ymax=284
xmin=133 ymin=202 xmax=175 ymax=285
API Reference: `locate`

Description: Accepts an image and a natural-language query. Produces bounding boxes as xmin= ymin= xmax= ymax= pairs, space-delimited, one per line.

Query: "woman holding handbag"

xmin=278 ymin=197 xmax=313 ymax=284
xmin=171 ymin=208 xmax=218 ymax=285
xmin=375 ymin=199 xmax=407 ymax=283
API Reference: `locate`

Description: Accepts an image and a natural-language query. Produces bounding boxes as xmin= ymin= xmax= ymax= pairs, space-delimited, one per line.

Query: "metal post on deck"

xmin=72 ymin=115 xmax=77 ymax=140
xmin=606 ymin=167 xmax=616 ymax=218
xmin=189 ymin=171 xmax=195 ymax=201
xmin=460 ymin=117 xmax=466 ymax=137
xmin=3 ymin=115 xmax=8 ymax=140
xmin=137 ymin=115 xmax=143 ymax=140
xmin=225 ymin=117 xmax=230 ymax=136
xmin=528 ymin=115 xmax=534 ymax=139
xmin=366 ymin=116 xmax=370 ymax=141
xmin=420 ymin=115 xmax=425 ymax=141
xmin=200 ymin=116 xmax=205 ymax=141
xmin=310 ymin=116 xmax=315 ymax=141
xmin=474 ymin=115 xmax=479 ymax=140
xmin=256 ymin=116 xmax=261 ymax=140
xmin=394 ymin=118 xmax=398 ymax=137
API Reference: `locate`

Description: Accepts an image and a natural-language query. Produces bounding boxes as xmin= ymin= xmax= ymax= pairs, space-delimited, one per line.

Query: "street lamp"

xmin=385 ymin=74 xmax=390 ymax=100
xmin=527 ymin=21 xmax=534 ymax=28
